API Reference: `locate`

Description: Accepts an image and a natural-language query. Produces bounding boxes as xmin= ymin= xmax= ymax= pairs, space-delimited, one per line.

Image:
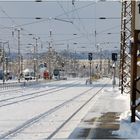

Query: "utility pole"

xmin=48 ymin=43 xmax=51 ymax=80
xmin=120 ymin=1 xmax=132 ymax=94
xmin=17 ymin=29 xmax=21 ymax=82
xmin=130 ymin=0 xmax=140 ymax=122
xmin=33 ymin=37 xmax=39 ymax=82
xmin=1 ymin=41 xmax=9 ymax=83
xmin=112 ymin=62 xmax=116 ymax=88
xmin=7 ymin=42 xmax=11 ymax=73
xmin=2 ymin=43 xmax=5 ymax=84
xmin=108 ymin=58 xmax=110 ymax=76
xmin=13 ymin=28 xmax=22 ymax=82
xmin=120 ymin=0 xmax=140 ymax=123
xmin=48 ymin=30 xmax=52 ymax=80
xmin=21 ymin=55 xmax=23 ymax=78
xmin=89 ymin=60 xmax=92 ymax=84
xmin=35 ymin=38 xmax=38 ymax=81
xmin=88 ymin=53 xmax=92 ymax=84
xmin=100 ymin=48 xmax=102 ymax=78
xmin=66 ymin=44 xmax=69 ymax=76
xmin=112 ymin=53 xmax=117 ymax=87
xmin=33 ymin=44 xmax=36 ymax=80
xmin=28 ymin=43 xmax=37 ymax=80
xmin=5 ymin=57 xmax=8 ymax=80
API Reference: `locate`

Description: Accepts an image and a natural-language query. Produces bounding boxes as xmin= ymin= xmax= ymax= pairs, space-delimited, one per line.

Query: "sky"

xmin=0 ymin=0 xmax=121 ymax=54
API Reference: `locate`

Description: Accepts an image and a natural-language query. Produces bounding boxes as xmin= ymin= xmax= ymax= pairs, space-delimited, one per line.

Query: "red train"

xmin=43 ymin=71 xmax=49 ymax=79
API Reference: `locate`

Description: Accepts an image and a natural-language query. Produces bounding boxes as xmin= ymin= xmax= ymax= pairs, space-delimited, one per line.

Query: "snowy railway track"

xmin=0 ymin=80 xmax=109 ymax=139
xmin=0 ymin=81 xmax=80 ymax=108
xmin=0 ymin=81 xmax=67 ymax=97
xmin=0 ymin=88 xmax=23 ymax=96
xmin=46 ymin=82 xmax=107 ymax=139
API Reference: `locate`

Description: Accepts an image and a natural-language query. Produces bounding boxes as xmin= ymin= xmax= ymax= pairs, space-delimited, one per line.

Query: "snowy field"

xmin=0 ymin=77 xmax=139 ymax=139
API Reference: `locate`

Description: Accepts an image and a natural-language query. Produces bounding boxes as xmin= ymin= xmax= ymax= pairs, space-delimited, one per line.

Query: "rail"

xmin=0 ymin=79 xmax=49 ymax=89
xmin=0 ymin=80 xmax=109 ymax=139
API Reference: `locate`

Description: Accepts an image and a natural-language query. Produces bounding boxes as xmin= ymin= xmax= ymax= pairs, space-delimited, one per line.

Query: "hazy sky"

xmin=0 ymin=1 xmax=121 ymax=54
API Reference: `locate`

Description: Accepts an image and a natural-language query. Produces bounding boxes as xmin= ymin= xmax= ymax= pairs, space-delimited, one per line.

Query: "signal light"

xmin=112 ymin=53 xmax=117 ymax=61
xmin=88 ymin=53 xmax=92 ymax=60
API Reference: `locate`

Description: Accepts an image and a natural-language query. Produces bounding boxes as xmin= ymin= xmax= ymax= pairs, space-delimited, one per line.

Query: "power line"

xmin=97 ymin=24 xmax=121 ymax=35
xmin=0 ymin=16 xmax=121 ymax=20
xmin=73 ymin=4 xmax=91 ymax=42
xmin=0 ymin=5 xmax=42 ymax=40
xmin=0 ymin=2 xmax=97 ymax=29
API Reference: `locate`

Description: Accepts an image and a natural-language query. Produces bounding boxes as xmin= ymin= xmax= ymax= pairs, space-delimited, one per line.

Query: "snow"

xmin=0 ymin=77 xmax=139 ymax=139
xmin=113 ymin=93 xmax=140 ymax=139
xmin=113 ymin=111 xmax=140 ymax=139
xmin=136 ymin=110 xmax=140 ymax=120
xmin=136 ymin=97 xmax=140 ymax=106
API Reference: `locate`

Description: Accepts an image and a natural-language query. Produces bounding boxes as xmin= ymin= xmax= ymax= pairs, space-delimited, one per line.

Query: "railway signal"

xmin=112 ymin=53 xmax=117 ymax=61
xmin=88 ymin=52 xmax=92 ymax=84
xmin=88 ymin=53 xmax=92 ymax=61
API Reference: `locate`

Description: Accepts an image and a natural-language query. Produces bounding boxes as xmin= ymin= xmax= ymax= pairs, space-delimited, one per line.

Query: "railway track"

xmin=46 ymin=82 xmax=107 ymax=139
xmin=0 ymin=88 xmax=23 ymax=95
xmin=0 ymin=79 xmax=66 ymax=96
xmin=0 ymin=79 xmax=110 ymax=139
xmin=0 ymin=81 xmax=80 ymax=108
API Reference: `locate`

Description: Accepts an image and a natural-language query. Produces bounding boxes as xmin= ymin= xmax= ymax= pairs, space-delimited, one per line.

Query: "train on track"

xmin=53 ymin=69 xmax=67 ymax=80
xmin=23 ymin=69 xmax=35 ymax=80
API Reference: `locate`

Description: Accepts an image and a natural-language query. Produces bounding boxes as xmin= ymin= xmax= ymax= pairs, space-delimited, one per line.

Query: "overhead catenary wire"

xmin=0 ymin=4 xmax=46 ymax=56
xmin=0 ymin=1 xmax=97 ymax=29
xmin=0 ymin=1 xmax=121 ymax=53
xmin=0 ymin=16 xmax=121 ymax=20
xmin=0 ymin=5 xmax=42 ymax=40
xmin=72 ymin=3 xmax=92 ymax=42
xmin=57 ymin=1 xmax=93 ymax=44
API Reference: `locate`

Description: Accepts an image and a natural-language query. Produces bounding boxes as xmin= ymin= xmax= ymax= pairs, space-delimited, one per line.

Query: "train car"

xmin=53 ymin=69 xmax=67 ymax=80
xmin=53 ymin=69 xmax=60 ymax=80
xmin=43 ymin=70 xmax=49 ymax=79
xmin=23 ymin=69 xmax=35 ymax=81
xmin=0 ymin=70 xmax=12 ymax=80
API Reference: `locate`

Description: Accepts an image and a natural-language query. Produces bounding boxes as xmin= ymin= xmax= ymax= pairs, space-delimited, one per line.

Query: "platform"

xmin=69 ymin=85 xmax=129 ymax=139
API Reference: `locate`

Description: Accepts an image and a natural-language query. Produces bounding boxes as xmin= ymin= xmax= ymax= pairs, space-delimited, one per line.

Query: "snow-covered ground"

xmin=113 ymin=111 xmax=140 ymax=139
xmin=0 ymin=78 xmax=109 ymax=139
xmin=0 ymin=77 xmax=139 ymax=139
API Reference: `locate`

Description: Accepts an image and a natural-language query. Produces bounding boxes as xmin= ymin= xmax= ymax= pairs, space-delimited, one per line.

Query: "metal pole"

xmin=112 ymin=62 xmax=116 ymax=88
xmin=5 ymin=57 xmax=8 ymax=80
xmin=48 ymin=44 xmax=51 ymax=80
xmin=108 ymin=58 xmax=110 ymax=76
xmin=130 ymin=36 xmax=137 ymax=122
xmin=130 ymin=1 xmax=136 ymax=122
xmin=48 ymin=30 xmax=52 ymax=80
xmin=33 ymin=44 xmax=36 ymax=80
xmin=17 ymin=29 xmax=21 ymax=82
xmin=35 ymin=38 xmax=38 ymax=82
xmin=21 ymin=55 xmax=23 ymax=78
xmin=7 ymin=42 xmax=11 ymax=73
xmin=100 ymin=48 xmax=102 ymax=78
xmin=89 ymin=60 xmax=92 ymax=84
xmin=121 ymin=2 xmax=126 ymax=93
xmin=66 ymin=44 xmax=69 ymax=76
xmin=120 ymin=1 xmax=132 ymax=94
xmin=2 ymin=43 xmax=5 ymax=84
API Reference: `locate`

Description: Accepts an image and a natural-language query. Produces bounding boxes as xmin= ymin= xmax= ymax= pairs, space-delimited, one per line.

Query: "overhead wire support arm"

xmin=54 ymin=18 xmax=73 ymax=24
